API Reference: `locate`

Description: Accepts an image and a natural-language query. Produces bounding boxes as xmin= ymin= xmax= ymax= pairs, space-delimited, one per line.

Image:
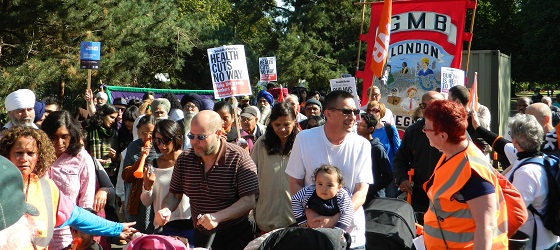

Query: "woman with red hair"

xmin=421 ymin=100 xmax=508 ymax=249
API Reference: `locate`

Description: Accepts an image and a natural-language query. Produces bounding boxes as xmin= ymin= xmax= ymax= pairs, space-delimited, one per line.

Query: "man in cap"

xmin=179 ymin=93 xmax=203 ymax=149
xmin=0 ymin=156 xmax=40 ymax=249
xmin=256 ymin=90 xmax=274 ymax=126
xmin=240 ymin=106 xmax=265 ymax=145
xmin=3 ymin=88 xmax=38 ymax=130
xmin=299 ymin=98 xmax=323 ymax=129
xmin=112 ymin=97 xmax=128 ymax=130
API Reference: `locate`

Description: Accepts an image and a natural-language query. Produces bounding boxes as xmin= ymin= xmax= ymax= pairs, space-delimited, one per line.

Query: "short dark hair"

xmin=213 ymin=101 xmax=234 ymax=116
xmin=153 ymin=119 xmax=183 ymax=153
xmin=448 ymin=85 xmax=470 ymax=106
xmin=122 ymin=106 xmax=140 ymax=122
xmin=162 ymin=93 xmax=182 ymax=110
xmin=41 ymin=110 xmax=83 ymax=157
xmin=42 ymin=96 xmax=60 ymax=107
xmin=142 ymin=91 xmax=155 ymax=101
xmin=127 ymin=99 xmax=142 ymax=108
xmin=313 ymin=164 xmax=344 ymax=186
xmin=137 ymin=115 xmax=157 ymax=129
xmin=266 ymin=83 xmax=276 ymax=90
xmin=324 ymin=90 xmax=354 ymax=110
xmin=360 ymin=113 xmax=378 ymax=128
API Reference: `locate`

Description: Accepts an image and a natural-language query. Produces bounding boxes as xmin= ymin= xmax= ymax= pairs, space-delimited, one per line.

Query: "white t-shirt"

xmin=285 ymin=126 xmax=373 ymax=248
xmin=140 ymin=167 xmax=191 ymax=227
xmin=504 ymin=157 xmax=560 ymax=249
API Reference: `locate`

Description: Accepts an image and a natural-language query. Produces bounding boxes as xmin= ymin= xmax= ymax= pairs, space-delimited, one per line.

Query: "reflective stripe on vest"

xmin=424 ymin=144 xmax=508 ymax=249
xmin=30 ymin=177 xmax=57 ymax=248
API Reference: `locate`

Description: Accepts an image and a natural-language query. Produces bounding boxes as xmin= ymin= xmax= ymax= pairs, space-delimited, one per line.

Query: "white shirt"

xmin=285 ymin=126 xmax=373 ymax=248
xmin=140 ymin=167 xmax=191 ymax=227
xmin=504 ymin=156 xmax=560 ymax=249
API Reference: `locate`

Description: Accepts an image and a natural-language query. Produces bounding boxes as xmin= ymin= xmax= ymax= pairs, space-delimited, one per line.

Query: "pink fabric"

xmin=56 ymin=191 xmax=74 ymax=227
xmin=49 ymin=148 xmax=96 ymax=249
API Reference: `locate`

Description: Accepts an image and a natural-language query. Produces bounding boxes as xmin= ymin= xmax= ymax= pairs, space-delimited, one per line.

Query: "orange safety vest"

xmin=423 ymin=143 xmax=508 ymax=249
xmin=25 ymin=175 xmax=60 ymax=250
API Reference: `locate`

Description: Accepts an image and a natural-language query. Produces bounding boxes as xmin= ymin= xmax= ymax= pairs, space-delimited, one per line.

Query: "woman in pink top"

xmin=42 ymin=110 xmax=98 ymax=249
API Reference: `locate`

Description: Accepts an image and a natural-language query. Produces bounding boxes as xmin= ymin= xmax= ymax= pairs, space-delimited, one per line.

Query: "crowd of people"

xmin=0 ymin=84 xmax=559 ymax=250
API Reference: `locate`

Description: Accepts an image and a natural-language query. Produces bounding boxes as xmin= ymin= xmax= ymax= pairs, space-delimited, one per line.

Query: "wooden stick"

xmin=355 ymin=0 xmax=367 ymax=71
xmin=464 ymin=5 xmax=477 ymax=75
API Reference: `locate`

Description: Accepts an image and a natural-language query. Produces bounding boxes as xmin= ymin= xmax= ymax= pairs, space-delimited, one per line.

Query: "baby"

xmin=291 ymin=164 xmax=353 ymax=231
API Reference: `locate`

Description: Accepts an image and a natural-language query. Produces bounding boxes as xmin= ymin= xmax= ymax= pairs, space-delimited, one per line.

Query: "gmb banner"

xmin=356 ymin=0 xmax=476 ymax=128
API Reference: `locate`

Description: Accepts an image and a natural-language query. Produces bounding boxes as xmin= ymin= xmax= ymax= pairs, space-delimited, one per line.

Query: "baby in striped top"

xmin=291 ymin=164 xmax=354 ymax=231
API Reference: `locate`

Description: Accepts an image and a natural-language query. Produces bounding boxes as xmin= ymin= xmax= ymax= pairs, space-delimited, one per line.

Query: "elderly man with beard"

xmin=2 ymin=89 xmax=38 ymax=130
xmin=178 ymin=93 xmax=203 ymax=150
xmin=156 ymin=110 xmax=258 ymax=250
xmin=256 ymin=90 xmax=273 ymax=126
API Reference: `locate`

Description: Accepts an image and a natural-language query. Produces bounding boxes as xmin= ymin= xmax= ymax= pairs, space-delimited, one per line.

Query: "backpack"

xmin=494 ymin=170 xmax=528 ymax=238
xmin=510 ymin=155 xmax=560 ymax=236
xmin=383 ymin=122 xmax=395 ymax=152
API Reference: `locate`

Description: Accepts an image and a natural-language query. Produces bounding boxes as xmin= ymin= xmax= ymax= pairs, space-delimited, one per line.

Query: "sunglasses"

xmin=187 ymin=131 xmax=215 ymax=140
xmin=154 ymin=137 xmax=172 ymax=145
xmin=367 ymin=108 xmax=381 ymax=113
xmin=330 ymin=108 xmax=360 ymax=115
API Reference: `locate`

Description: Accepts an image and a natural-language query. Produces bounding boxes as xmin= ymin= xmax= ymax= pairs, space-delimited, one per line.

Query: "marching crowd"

xmin=0 ymin=84 xmax=559 ymax=250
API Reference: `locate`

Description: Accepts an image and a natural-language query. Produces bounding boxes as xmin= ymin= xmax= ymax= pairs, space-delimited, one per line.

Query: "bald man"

xmin=393 ymin=91 xmax=445 ymax=213
xmin=526 ymin=103 xmax=560 ymax=156
xmin=156 ymin=110 xmax=258 ymax=250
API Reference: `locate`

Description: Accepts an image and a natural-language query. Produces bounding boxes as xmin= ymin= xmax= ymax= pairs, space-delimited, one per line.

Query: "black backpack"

xmin=510 ymin=155 xmax=560 ymax=236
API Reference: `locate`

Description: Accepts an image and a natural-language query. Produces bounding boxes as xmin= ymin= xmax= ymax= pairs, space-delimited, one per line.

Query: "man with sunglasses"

xmin=156 ymin=110 xmax=258 ymax=250
xmin=360 ymin=86 xmax=395 ymax=125
xmin=393 ymin=91 xmax=444 ymax=213
xmin=286 ymin=90 xmax=373 ymax=249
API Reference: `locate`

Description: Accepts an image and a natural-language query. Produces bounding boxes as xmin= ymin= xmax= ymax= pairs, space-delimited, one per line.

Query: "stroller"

xmin=364 ymin=198 xmax=416 ymax=250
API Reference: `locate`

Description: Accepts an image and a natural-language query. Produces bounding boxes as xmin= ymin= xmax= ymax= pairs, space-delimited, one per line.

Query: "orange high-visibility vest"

xmin=423 ymin=143 xmax=508 ymax=249
xmin=25 ymin=175 xmax=59 ymax=249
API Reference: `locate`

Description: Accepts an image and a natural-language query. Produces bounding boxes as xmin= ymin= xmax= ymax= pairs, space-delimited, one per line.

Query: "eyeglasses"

xmin=330 ymin=108 xmax=360 ymax=116
xmin=367 ymin=108 xmax=381 ymax=113
xmin=419 ymin=103 xmax=427 ymax=109
xmin=187 ymin=131 xmax=215 ymax=140
xmin=422 ymin=125 xmax=435 ymax=133
xmin=154 ymin=137 xmax=172 ymax=145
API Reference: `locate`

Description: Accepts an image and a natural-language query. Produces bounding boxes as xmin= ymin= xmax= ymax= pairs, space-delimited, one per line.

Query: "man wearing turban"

xmin=2 ymin=89 xmax=38 ymax=130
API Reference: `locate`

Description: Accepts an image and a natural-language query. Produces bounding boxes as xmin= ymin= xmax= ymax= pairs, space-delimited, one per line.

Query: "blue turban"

xmin=257 ymin=90 xmax=274 ymax=106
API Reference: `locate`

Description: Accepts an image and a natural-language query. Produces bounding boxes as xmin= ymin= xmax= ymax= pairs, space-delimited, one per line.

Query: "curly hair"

xmin=423 ymin=100 xmax=467 ymax=144
xmin=0 ymin=126 xmax=56 ymax=178
xmin=509 ymin=113 xmax=543 ymax=152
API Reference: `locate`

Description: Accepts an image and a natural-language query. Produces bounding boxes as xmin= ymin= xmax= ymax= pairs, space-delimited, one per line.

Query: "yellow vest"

xmin=25 ymin=175 xmax=60 ymax=249
xmin=423 ymin=144 xmax=508 ymax=249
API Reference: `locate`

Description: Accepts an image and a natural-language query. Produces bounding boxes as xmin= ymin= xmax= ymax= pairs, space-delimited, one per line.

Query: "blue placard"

xmin=80 ymin=42 xmax=101 ymax=69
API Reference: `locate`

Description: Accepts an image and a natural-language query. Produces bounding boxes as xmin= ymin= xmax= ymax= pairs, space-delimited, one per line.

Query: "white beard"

xmin=183 ymin=111 xmax=197 ymax=133
xmin=258 ymin=105 xmax=271 ymax=124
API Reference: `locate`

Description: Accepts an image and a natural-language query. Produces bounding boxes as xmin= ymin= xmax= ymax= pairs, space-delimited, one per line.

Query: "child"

xmin=62 ymin=208 xmax=103 ymax=250
xmin=291 ymin=164 xmax=354 ymax=231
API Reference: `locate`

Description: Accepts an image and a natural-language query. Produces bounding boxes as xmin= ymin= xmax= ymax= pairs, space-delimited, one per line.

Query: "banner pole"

xmin=464 ymin=5 xmax=477 ymax=75
xmin=87 ymin=69 xmax=92 ymax=90
xmin=355 ymin=0 xmax=367 ymax=71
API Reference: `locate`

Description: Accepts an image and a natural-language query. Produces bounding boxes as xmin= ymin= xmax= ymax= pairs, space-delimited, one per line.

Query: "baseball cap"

xmin=112 ymin=97 xmax=128 ymax=107
xmin=240 ymin=106 xmax=258 ymax=119
xmin=0 ymin=156 xmax=39 ymax=230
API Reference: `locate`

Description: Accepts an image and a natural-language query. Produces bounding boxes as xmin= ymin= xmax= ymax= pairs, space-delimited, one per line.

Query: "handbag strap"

xmin=430 ymin=201 xmax=449 ymax=250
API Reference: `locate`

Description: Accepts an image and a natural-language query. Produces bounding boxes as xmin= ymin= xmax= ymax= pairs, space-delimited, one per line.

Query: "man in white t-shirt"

xmin=360 ymin=86 xmax=395 ymax=125
xmin=286 ymin=90 xmax=373 ymax=249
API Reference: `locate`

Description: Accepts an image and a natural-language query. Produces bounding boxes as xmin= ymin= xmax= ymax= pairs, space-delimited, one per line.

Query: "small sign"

xmin=207 ymin=45 xmax=251 ymax=99
xmin=80 ymin=42 xmax=101 ymax=69
xmin=440 ymin=67 xmax=465 ymax=94
xmin=259 ymin=57 xmax=277 ymax=82
xmin=329 ymin=77 xmax=360 ymax=108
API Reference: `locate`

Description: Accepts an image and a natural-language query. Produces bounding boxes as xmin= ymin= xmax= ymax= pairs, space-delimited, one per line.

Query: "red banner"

xmin=370 ymin=0 xmax=392 ymax=78
xmin=356 ymin=0 xmax=476 ymax=127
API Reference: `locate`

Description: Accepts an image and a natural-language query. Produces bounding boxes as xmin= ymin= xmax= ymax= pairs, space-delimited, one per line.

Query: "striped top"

xmin=170 ymin=139 xmax=258 ymax=232
xmin=291 ymin=185 xmax=354 ymax=231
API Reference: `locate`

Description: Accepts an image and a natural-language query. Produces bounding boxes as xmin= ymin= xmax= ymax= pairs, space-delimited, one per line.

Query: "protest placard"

xmin=207 ymin=45 xmax=251 ymax=99
xmin=259 ymin=57 xmax=277 ymax=82
xmin=440 ymin=67 xmax=465 ymax=94
xmin=80 ymin=42 xmax=101 ymax=69
xmin=330 ymin=77 xmax=360 ymax=107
